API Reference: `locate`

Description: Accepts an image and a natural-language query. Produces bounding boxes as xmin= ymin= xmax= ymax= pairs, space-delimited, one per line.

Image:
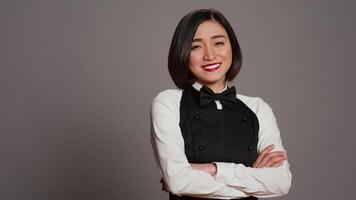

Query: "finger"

xmin=272 ymin=159 xmax=286 ymax=168
xmin=263 ymin=154 xmax=287 ymax=168
xmin=256 ymin=151 xmax=286 ymax=168
xmin=260 ymin=144 xmax=276 ymax=155
xmin=253 ymin=144 xmax=275 ymax=167
xmin=259 ymin=151 xmax=286 ymax=167
xmin=264 ymin=155 xmax=287 ymax=167
xmin=254 ymin=146 xmax=279 ymax=167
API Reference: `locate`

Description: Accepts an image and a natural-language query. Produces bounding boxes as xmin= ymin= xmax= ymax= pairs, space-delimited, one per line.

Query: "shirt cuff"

xmin=213 ymin=162 xmax=250 ymax=189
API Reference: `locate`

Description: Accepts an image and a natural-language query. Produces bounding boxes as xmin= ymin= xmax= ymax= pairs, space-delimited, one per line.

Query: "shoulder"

xmin=154 ymin=89 xmax=182 ymax=101
xmin=237 ymin=93 xmax=275 ymax=121
xmin=151 ymin=89 xmax=183 ymax=114
xmin=153 ymin=89 xmax=182 ymax=105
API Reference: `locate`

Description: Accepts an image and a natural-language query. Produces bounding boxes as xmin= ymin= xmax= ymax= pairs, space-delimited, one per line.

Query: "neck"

xmin=199 ymin=80 xmax=226 ymax=93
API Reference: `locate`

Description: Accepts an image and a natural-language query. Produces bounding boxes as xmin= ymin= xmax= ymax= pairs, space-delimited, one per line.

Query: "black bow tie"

xmin=199 ymin=85 xmax=237 ymax=109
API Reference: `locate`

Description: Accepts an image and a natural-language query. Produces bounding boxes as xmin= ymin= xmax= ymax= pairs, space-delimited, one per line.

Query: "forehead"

xmin=193 ymin=20 xmax=228 ymax=39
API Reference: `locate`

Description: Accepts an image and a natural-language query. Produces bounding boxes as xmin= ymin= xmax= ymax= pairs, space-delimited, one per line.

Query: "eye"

xmin=215 ymin=42 xmax=225 ymax=46
xmin=191 ymin=45 xmax=201 ymax=50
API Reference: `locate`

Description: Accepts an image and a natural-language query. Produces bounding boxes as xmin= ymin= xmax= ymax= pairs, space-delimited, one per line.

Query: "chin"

xmin=201 ymin=79 xmax=224 ymax=86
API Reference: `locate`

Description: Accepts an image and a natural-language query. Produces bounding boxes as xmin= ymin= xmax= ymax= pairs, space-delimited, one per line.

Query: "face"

xmin=189 ymin=20 xmax=233 ymax=90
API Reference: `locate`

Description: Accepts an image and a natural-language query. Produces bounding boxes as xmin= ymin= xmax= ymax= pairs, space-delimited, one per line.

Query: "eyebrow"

xmin=192 ymin=35 xmax=227 ymax=42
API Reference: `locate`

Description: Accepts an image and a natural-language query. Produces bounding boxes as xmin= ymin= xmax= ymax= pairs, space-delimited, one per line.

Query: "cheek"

xmin=189 ymin=52 xmax=201 ymax=70
xmin=224 ymin=46 xmax=233 ymax=65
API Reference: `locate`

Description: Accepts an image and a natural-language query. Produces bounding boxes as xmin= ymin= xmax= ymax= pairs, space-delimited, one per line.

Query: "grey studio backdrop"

xmin=1 ymin=0 xmax=355 ymax=200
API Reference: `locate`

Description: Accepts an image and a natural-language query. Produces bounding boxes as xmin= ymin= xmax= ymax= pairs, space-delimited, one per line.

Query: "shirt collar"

xmin=192 ymin=81 xmax=231 ymax=93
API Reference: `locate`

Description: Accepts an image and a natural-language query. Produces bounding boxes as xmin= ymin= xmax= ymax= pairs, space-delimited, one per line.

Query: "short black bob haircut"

xmin=168 ymin=9 xmax=242 ymax=89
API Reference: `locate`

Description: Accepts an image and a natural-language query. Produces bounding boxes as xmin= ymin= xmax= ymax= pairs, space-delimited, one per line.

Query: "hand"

xmin=190 ymin=163 xmax=217 ymax=176
xmin=253 ymin=144 xmax=287 ymax=168
xmin=160 ymin=177 xmax=168 ymax=192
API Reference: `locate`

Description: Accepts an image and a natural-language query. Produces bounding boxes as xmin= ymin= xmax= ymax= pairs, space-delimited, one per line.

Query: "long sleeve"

xmin=150 ymin=90 xmax=250 ymax=199
xmin=213 ymin=97 xmax=292 ymax=198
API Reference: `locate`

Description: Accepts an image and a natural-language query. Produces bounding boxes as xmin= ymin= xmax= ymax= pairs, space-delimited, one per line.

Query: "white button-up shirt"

xmin=150 ymin=82 xmax=292 ymax=199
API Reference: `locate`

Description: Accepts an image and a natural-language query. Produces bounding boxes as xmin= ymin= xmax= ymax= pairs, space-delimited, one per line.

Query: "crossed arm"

xmin=160 ymin=144 xmax=287 ymax=193
xmin=190 ymin=144 xmax=286 ymax=176
xmin=150 ymin=96 xmax=292 ymax=199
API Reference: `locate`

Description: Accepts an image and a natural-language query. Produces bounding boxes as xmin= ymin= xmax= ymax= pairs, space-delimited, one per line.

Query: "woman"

xmin=150 ymin=9 xmax=291 ymax=199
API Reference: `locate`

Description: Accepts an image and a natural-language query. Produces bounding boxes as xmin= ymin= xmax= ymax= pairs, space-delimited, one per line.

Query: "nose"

xmin=203 ymin=45 xmax=216 ymax=60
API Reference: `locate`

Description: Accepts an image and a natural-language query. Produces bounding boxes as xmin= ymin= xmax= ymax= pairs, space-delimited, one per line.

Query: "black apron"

xmin=169 ymin=86 xmax=259 ymax=200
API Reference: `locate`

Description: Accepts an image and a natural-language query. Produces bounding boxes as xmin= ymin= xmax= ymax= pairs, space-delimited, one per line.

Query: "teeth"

xmin=204 ymin=63 xmax=220 ymax=69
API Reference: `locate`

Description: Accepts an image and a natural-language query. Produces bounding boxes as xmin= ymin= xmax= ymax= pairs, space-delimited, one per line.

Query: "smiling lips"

xmin=202 ymin=62 xmax=221 ymax=72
